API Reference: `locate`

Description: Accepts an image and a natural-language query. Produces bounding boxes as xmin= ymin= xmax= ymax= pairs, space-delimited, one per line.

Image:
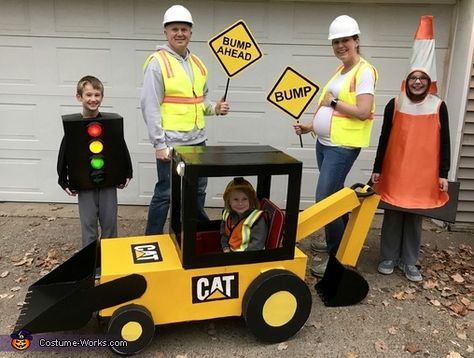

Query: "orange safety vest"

xmin=316 ymin=57 xmax=377 ymax=148
xmin=143 ymin=50 xmax=208 ymax=131
xmin=374 ymin=93 xmax=449 ymax=208
xmin=223 ymin=209 xmax=264 ymax=252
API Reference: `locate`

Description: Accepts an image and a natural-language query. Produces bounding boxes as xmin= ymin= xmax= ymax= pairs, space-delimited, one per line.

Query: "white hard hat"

xmin=328 ymin=15 xmax=360 ymax=40
xmin=163 ymin=5 xmax=193 ymax=26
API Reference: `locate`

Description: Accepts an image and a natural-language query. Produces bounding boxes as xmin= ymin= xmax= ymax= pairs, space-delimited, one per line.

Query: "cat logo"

xmin=192 ymin=273 xmax=239 ymax=303
xmin=131 ymin=242 xmax=162 ymax=264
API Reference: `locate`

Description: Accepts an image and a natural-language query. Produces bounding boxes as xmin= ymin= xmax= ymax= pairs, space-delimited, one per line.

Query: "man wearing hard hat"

xmin=141 ymin=5 xmax=230 ymax=235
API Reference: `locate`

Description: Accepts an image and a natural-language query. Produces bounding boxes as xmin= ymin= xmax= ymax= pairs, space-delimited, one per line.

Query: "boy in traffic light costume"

xmin=57 ymin=75 xmax=133 ymax=247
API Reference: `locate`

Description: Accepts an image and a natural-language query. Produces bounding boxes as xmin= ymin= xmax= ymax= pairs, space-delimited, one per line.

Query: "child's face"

xmin=76 ymin=83 xmax=103 ymax=115
xmin=228 ymin=190 xmax=250 ymax=215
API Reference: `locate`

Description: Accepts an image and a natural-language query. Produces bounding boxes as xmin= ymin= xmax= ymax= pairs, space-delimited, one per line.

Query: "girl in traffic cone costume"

xmin=220 ymin=177 xmax=268 ymax=252
xmin=372 ymin=15 xmax=451 ymax=282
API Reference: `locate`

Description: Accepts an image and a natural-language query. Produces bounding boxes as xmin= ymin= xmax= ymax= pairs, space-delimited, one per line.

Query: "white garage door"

xmin=0 ymin=0 xmax=453 ymax=208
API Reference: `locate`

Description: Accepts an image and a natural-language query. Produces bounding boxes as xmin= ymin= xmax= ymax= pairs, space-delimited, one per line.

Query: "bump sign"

xmin=209 ymin=20 xmax=263 ymax=77
xmin=267 ymin=67 xmax=320 ymax=119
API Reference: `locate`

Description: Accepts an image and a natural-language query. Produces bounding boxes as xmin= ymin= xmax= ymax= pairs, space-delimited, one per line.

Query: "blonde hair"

xmin=76 ymin=75 xmax=104 ymax=96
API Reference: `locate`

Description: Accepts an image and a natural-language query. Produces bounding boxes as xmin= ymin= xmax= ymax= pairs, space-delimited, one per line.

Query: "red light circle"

xmin=87 ymin=123 xmax=102 ymax=138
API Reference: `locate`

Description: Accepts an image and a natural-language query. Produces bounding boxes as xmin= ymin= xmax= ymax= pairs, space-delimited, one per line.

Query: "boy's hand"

xmin=64 ymin=188 xmax=77 ymax=196
xmin=117 ymin=178 xmax=131 ymax=189
xmin=223 ymin=247 xmax=231 ymax=253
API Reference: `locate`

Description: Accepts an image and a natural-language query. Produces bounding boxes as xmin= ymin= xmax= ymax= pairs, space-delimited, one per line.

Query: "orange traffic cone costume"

xmin=374 ymin=15 xmax=449 ymax=209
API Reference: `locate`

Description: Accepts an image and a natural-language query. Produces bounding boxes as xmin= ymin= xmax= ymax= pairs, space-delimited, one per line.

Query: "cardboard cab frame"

xmin=14 ymin=145 xmax=380 ymax=355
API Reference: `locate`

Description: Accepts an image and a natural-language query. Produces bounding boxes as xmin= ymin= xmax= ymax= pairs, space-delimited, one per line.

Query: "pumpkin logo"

xmin=10 ymin=329 xmax=32 ymax=351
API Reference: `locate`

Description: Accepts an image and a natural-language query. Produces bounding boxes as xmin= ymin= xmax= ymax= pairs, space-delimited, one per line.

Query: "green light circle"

xmin=90 ymin=157 xmax=104 ymax=170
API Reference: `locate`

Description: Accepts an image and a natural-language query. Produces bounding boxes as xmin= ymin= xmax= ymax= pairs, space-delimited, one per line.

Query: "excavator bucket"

xmin=14 ymin=241 xmax=97 ymax=333
xmin=14 ymin=240 xmax=148 ymax=334
xmin=313 ymin=184 xmax=380 ymax=307
xmin=315 ymin=254 xmax=369 ymax=307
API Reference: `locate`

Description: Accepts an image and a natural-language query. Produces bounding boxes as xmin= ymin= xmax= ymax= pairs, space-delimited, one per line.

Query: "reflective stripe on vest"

xmin=222 ymin=209 xmax=263 ymax=252
xmin=143 ymin=50 xmax=208 ymax=131
xmin=374 ymin=93 xmax=449 ymax=209
xmin=317 ymin=58 xmax=378 ymax=148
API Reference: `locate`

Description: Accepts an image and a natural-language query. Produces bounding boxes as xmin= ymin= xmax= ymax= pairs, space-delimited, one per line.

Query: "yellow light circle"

xmin=262 ymin=291 xmax=297 ymax=327
xmin=89 ymin=140 xmax=103 ymax=154
xmin=121 ymin=321 xmax=143 ymax=342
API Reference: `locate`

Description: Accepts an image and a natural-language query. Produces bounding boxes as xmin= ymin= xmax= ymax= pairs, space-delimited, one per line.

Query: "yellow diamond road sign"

xmin=209 ymin=20 xmax=263 ymax=78
xmin=267 ymin=67 xmax=320 ymax=119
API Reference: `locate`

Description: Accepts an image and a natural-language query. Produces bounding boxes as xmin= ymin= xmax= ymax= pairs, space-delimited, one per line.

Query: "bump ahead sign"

xmin=209 ymin=20 xmax=263 ymax=78
xmin=267 ymin=67 xmax=320 ymax=119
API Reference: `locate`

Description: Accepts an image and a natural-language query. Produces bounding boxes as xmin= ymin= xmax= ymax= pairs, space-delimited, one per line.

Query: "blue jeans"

xmin=315 ymin=141 xmax=360 ymax=255
xmin=145 ymin=143 xmax=209 ymax=235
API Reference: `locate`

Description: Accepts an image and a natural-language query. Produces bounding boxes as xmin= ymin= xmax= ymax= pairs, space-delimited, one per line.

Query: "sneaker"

xmin=311 ymin=237 xmax=328 ymax=254
xmin=377 ymin=260 xmax=397 ymax=275
xmin=310 ymin=258 xmax=329 ymax=278
xmin=398 ymin=263 xmax=423 ymax=282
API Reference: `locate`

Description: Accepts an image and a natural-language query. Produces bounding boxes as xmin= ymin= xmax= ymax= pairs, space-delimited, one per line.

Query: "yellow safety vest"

xmin=317 ymin=57 xmax=378 ymax=148
xmin=143 ymin=50 xmax=208 ymax=131
xmin=222 ymin=209 xmax=264 ymax=252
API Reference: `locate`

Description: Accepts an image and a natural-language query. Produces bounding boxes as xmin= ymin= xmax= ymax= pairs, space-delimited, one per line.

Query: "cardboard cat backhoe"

xmin=14 ymin=145 xmax=379 ymax=355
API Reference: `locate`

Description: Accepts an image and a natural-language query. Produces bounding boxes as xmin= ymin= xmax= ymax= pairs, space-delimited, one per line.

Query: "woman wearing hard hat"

xmin=294 ymin=15 xmax=378 ymax=277
xmin=371 ymin=16 xmax=450 ymax=282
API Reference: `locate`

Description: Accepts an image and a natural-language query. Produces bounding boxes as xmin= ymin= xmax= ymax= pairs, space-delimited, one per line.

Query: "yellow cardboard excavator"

xmin=14 ymin=145 xmax=379 ymax=355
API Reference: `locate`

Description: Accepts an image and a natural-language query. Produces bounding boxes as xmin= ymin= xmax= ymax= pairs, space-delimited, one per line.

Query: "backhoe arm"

xmin=296 ymin=185 xmax=380 ymax=267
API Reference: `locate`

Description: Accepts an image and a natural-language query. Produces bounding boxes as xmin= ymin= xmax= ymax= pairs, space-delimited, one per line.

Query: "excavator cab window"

xmin=170 ymin=145 xmax=302 ymax=270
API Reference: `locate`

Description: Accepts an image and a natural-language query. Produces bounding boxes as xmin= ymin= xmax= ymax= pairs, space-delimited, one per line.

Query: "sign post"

xmin=209 ymin=20 xmax=263 ymax=99
xmin=267 ymin=67 xmax=320 ymax=147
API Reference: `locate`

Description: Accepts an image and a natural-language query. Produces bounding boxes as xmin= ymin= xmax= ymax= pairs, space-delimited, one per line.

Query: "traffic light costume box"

xmin=57 ymin=113 xmax=132 ymax=190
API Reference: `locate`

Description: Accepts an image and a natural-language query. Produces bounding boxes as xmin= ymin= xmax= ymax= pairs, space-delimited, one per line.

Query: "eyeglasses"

xmin=408 ymin=76 xmax=430 ymax=83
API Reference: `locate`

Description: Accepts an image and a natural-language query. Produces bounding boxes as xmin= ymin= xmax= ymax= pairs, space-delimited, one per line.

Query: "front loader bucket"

xmin=315 ymin=255 xmax=369 ymax=307
xmin=14 ymin=241 xmax=97 ymax=333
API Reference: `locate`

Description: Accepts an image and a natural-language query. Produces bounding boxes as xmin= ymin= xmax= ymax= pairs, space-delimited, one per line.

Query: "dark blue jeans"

xmin=145 ymin=143 xmax=209 ymax=235
xmin=315 ymin=141 xmax=360 ymax=255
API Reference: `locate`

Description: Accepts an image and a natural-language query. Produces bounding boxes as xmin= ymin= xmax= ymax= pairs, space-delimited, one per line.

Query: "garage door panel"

xmin=0 ymin=1 xmax=30 ymax=32
xmin=372 ymin=5 xmax=452 ymax=47
xmin=57 ymin=47 xmax=112 ymax=85
xmin=0 ymin=45 xmax=33 ymax=84
xmin=54 ymin=0 xmax=110 ymax=34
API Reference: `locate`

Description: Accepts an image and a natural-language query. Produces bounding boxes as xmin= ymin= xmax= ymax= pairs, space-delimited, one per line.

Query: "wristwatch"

xmin=330 ymin=98 xmax=339 ymax=109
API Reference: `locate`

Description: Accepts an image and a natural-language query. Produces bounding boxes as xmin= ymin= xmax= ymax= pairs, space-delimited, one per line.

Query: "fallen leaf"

xmin=456 ymin=332 xmax=467 ymax=340
xmin=430 ymin=299 xmax=441 ymax=307
xmin=10 ymin=286 xmax=21 ymax=292
xmin=382 ymin=300 xmax=389 ymax=307
xmin=388 ymin=327 xmax=397 ymax=335
xmin=344 ymin=352 xmax=358 ymax=358
xmin=0 ymin=271 xmax=9 ymax=278
xmin=393 ymin=291 xmax=405 ymax=300
xmin=374 ymin=340 xmax=388 ymax=353
xmin=277 ymin=342 xmax=288 ymax=351
xmin=467 ymin=345 xmax=473 ymax=353
xmin=448 ymin=303 xmax=467 ymax=316
xmin=446 ymin=352 xmax=462 ymax=358
xmin=451 ymin=273 xmax=465 ymax=283
xmin=0 ymin=294 xmax=8 ymax=299
xmin=423 ymin=279 xmax=438 ymax=289
xmin=405 ymin=342 xmax=420 ymax=354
